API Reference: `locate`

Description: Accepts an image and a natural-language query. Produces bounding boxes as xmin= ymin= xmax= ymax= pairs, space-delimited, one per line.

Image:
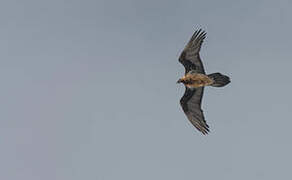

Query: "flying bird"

xmin=177 ymin=29 xmax=230 ymax=135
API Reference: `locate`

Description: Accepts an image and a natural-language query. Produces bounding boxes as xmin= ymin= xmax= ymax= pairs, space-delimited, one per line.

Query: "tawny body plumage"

xmin=180 ymin=72 xmax=214 ymax=88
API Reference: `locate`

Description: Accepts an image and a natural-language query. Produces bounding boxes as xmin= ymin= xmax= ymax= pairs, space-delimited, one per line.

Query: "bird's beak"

xmin=177 ymin=79 xmax=182 ymax=84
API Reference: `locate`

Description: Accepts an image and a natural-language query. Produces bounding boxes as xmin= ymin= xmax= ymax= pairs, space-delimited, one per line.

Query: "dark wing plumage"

xmin=180 ymin=87 xmax=209 ymax=134
xmin=179 ymin=29 xmax=209 ymax=134
xmin=179 ymin=29 xmax=206 ymax=74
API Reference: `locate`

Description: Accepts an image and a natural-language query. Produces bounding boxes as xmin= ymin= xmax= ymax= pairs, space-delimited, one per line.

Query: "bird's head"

xmin=177 ymin=78 xmax=183 ymax=84
xmin=177 ymin=76 xmax=190 ymax=84
xmin=177 ymin=75 xmax=188 ymax=84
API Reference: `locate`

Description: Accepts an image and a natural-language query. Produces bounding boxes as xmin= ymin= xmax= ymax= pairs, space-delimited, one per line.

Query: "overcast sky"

xmin=1 ymin=0 xmax=292 ymax=179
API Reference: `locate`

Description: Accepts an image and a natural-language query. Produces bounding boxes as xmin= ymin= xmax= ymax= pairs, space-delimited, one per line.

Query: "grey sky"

xmin=1 ymin=0 xmax=292 ymax=179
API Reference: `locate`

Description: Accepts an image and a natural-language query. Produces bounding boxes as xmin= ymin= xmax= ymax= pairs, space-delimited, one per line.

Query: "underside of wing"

xmin=179 ymin=29 xmax=206 ymax=74
xmin=180 ymin=87 xmax=209 ymax=134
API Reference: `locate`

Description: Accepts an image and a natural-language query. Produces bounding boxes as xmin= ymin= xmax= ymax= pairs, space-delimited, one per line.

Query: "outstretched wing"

xmin=180 ymin=87 xmax=209 ymax=134
xmin=179 ymin=29 xmax=206 ymax=74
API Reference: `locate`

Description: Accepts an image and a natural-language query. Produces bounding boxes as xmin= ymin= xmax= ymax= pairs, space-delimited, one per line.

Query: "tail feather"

xmin=208 ymin=73 xmax=230 ymax=87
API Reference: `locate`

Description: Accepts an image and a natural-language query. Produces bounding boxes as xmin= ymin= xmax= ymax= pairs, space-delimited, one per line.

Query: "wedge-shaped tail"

xmin=208 ymin=73 xmax=230 ymax=87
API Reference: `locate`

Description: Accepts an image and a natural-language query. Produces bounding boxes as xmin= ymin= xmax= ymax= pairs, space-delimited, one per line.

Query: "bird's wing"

xmin=179 ymin=29 xmax=206 ymax=74
xmin=180 ymin=87 xmax=209 ymax=134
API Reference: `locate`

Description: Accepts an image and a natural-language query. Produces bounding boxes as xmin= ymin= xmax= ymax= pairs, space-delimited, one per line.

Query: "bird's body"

xmin=179 ymin=71 xmax=214 ymax=88
xmin=177 ymin=29 xmax=230 ymax=135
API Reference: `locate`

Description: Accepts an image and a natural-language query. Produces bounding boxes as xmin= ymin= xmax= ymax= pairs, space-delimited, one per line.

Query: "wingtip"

xmin=203 ymin=128 xmax=210 ymax=135
xmin=195 ymin=124 xmax=210 ymax=135
xmin=201 ymin=129 xmax=210 ymax=135
xmin=190 ymin=28 xmax=207 ymax=42
xmin=199 ymin=122 xmax=210 ymax=135
xmin=195 ymin=28 xmax=206 ymax=33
